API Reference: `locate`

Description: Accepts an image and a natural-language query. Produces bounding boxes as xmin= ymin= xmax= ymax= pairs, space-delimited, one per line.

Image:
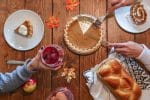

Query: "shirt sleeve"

xmin=136 ymin=44 xmax=150 ymax=71
xmin=0 ymin=59 xmax=35 ymax=93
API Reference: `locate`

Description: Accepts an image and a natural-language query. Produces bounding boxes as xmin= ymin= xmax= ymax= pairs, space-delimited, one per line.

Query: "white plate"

xmin=114 ymin=2 xmax=150 ymax=34
xmin=4 ymin=10 xmax=44 ymax=51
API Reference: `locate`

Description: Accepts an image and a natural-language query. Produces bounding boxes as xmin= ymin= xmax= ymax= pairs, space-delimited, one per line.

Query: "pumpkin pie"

xmin=130 ymin=2 xmax=147 ymax=25
xmin=15 ymin=20 xmax=33 ymax=37
xmin=64 ymin=15 xmax=103 ymax=55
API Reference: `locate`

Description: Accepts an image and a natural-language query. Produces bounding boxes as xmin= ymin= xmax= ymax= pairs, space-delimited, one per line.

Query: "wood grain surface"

xmin=0 ymin=0 xmax=149 ymax=100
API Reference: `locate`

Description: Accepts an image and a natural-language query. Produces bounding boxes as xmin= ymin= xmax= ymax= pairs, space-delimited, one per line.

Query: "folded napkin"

xmin=83 ymin=48 xmax=150 ymax=100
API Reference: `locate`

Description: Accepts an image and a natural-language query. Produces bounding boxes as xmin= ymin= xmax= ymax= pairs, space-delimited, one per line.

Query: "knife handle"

xmin=7 ymin=60 xmax=25 ymax=65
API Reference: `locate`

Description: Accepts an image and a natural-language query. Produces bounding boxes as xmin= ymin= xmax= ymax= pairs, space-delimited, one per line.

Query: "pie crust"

xmin=15 ymin=20 xmax=33 ymax=37
xmin=64 ymin=14 xmax=103 ymax=55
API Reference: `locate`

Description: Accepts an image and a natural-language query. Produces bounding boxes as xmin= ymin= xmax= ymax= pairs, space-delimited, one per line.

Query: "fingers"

xmin=107 ymin=41 xmax=139 ymax=58
xmin=39 ymin=46 xmax=44 ymax=53
xmin=112 ymin=46 xmax=135 ymax=57
xmin=108 ymin=43 xmax=127 ymax=48
xmin=37 ymin=46 xmax=53 ymax=70
xmin=36 ymin=46 xmax=45 ymax=57
xmin=40 ymin=46 xmax=44 ymax=50
xmin=111 ymin=0 xmax=120 ymax=6
xmin=115 ymin=51 xmax=135 ymax=57
xmin=115 ymin=47 xmax=127 ymax=52
xmin=108 ymin=2 xmax=123 ymax=12
xmin=114 ymin=47 xmax=131 ymax=57
xmin=107 ymin=42 xmax=130 ymax=57
xmin=33 ymin=46 xmax=45 ymax=65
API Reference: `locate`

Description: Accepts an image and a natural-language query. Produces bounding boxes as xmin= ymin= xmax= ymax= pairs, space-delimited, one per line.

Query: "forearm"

xmin=137 ymin=45 xmax=150 ymax=71
xmin=0 ymin=59 xmax=34 ymax=93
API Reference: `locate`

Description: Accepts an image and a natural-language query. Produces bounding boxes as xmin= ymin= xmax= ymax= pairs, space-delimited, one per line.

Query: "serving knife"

xmin=6 ymin=60 xmax=25 ymax=65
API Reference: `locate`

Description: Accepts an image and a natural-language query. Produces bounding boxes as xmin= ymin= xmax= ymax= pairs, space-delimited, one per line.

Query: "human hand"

xmin=27 ymin=48 xmax=50 ymax=71
xmin=108 ymin=41 xmax=144 ymax=58
xmin=108 ymin=0 xmax=135 ymax=12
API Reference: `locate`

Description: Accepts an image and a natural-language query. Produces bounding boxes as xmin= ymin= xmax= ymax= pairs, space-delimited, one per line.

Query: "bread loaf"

xmin=97 ymin=58 xmax=141 ymax=100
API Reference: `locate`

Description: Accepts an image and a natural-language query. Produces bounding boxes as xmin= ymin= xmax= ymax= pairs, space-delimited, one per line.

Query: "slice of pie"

xmin=15 ymin=20 xmax=33 ymax=37
xmin=64 ymin=15 xmax=103 ymax=55
xmin=130 ymin=2 xmax=147 ymax=25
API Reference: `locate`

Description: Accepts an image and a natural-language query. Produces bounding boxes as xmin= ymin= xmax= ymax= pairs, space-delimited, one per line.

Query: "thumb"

xmin=35 ymin=47 xmax=44 ymax=59
xmin=108 ymin=2 xmax=123 ymax=12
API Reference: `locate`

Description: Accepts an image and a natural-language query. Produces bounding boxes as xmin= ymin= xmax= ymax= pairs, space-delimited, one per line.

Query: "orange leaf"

xmin=66 ymin=0 xmax=79 ymax=11
xmin=46 ymin=16 xmax=59 ymax=29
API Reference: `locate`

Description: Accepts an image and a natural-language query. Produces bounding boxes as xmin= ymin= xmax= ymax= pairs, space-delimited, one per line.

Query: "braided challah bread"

xmin=97 ymin=58 xmax=141 ymax=100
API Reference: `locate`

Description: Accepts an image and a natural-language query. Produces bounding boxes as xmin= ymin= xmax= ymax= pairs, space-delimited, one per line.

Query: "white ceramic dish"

xmin=114 ymin=1 xmax=150 ymax=34
xmin=4 ymin=10 xmax=44 ymax=51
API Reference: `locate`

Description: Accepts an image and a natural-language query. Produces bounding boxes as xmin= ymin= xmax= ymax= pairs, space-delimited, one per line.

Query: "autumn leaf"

xmin=66 ymin=0 xmax=79 ymax=11
xmin=46 ymin=16 xmax=59 ymax=29
xmin=61 ymin=67 xmax=76 ymax=83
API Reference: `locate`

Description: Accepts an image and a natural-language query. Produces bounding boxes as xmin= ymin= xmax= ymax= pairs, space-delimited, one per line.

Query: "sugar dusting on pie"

xmin=15 ymin=20 xmax=33 ymax=37
xmin=64 ymin=15 xmax=103 ymax=55
xmin=130 ymin=2 xmax=147 ymax=25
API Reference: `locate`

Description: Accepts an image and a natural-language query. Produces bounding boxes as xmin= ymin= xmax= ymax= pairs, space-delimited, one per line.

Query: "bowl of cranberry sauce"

xmin=41 ymin=44 xmax=64 ymax=70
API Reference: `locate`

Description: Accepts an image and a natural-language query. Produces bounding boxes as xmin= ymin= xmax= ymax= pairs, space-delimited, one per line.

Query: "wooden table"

xmin=0 ymin=0 xmax=150 ymax=100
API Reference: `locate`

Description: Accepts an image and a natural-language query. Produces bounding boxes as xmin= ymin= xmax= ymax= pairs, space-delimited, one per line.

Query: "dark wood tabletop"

xmin=0 ymin=0 xmax=150 ymax=100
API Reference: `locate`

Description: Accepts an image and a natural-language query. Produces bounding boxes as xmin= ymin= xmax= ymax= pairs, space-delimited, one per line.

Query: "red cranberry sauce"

xmin=43 ymin=47 xmax=59 ymax=64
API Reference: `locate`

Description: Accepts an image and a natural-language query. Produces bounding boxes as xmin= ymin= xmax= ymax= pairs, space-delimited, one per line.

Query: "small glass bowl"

xmin=47 ymin=87 xmax=74 ymax=100
xmin=41 ymin=44 xmax=64 ymax=70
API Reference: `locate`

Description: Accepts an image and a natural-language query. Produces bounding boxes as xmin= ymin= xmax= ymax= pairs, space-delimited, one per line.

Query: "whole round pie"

xmin=64 ymin=15 xmax=103 ymax=55
xmin=130 ymin=2 xmax=147 ymax=25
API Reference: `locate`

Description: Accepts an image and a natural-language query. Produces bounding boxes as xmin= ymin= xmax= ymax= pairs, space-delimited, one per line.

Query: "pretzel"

xmin=97 ymin=58 xmax=141 ymax=100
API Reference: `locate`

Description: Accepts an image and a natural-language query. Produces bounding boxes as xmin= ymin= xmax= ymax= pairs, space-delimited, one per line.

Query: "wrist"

xmin=136 ymin=44 xmax=150 ymax=68
xmin=27 ymin=64 xmax=34 ymax=71
xmin=137 ymin=45 xmax=144 ymax=57
xmin=136 ymin=44 xmax=145 ymax=58
xmin=27 ymin=59 xmax=38 ymax=71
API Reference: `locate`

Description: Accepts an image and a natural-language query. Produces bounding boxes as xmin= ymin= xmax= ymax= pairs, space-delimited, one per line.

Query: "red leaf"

xmin=46 ymin=16 xmax=60 ymax=29
xmin=66 ymin=0 xmax=79 ymax=11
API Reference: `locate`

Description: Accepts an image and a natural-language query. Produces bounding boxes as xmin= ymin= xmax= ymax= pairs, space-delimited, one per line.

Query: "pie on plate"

xmin=15 ymin=20 xmax=33 ymax=37
xmin=64 ymin=14 xmax=103 ymax=55
xmin=4 ymin=10 xmax=44 ymax=51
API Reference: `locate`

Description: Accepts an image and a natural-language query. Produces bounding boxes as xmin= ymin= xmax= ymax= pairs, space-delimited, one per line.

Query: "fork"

xmin=93 ymin=13 xmax=110 ymax=27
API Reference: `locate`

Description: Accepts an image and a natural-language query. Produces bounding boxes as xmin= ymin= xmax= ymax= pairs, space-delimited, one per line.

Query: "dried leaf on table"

xmin=66 ymin=0 xmax=79 ymax=11
xmin=45 ymin=16 xmax=59 ymax=29
xmin=60 ymin=63 xmax=76 ymax=83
